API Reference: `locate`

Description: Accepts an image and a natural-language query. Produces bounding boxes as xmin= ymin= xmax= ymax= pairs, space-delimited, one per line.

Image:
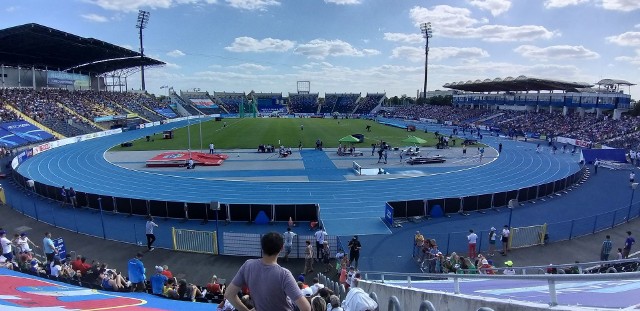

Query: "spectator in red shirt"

xmin=71 ymin=256 xmax=91 ymax=274
xmin=161 ymin=265 xmax=173 ymax=279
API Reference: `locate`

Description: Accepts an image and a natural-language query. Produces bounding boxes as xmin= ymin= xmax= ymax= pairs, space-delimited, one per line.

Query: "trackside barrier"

xmin=389 ymin=167 xmax=586 ymax=218
xmin=223 ymin=232 xmax=339 ymax=258
xmin=171 ymin=227 xmax=218 ymax=255
xmin=317 ymin=273 xmax=494 ymax=311
xmin=359 ymin=270 xmax=640 ymax=309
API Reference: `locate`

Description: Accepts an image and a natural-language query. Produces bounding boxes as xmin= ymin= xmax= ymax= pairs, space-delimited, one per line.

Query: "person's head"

xmin=81 ymin=256 xmax=87 ymax=263
xmin=618 ymin=248 xmax=623 ymax=253
xmin=0 ymin=230 xmax=6 ymax=237
xmin=329 ymin=295 xmax=340 ymax=308
xmin=155 ymin=266 xmax=164 ymax=274
xmin=163 ymin=265 xmax=169 ymax=271
xmin=287 ymin=227 xmax=291 ymax=232
xmin=44 ymin=232 xmax=51 ymax=238
xmin=490 ymin=227 xmax=496 ymax=232
xmin=312 ymin=277 xmax=319 ymax=284
xmin=136 ymin=252 xmax=143 ymax=259
xmin=147 ymin=215 xmax=153 ymax=221
xmin=606 ymin=235 xmax=611 ymax=239
xmin=20 ymin=232 xmax=27 ymax=238
xmin=627 ymin=231 xmax=632 ymax=236
xmin=306 ymin=240 xmax=311 ymax=246
xmin=311 ymin=296 xmax=327 ymax=311
xmin=261 ymin=232 xmax=284 ymax=256
xmin=469 ymin=229 xmax=474 ymax=233
xmin=353 ymin=235 xmax=358 ymax=241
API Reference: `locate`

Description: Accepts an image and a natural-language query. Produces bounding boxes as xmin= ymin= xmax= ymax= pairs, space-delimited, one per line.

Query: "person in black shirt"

xmin=348 ymin=236 xmax=361 ymax=269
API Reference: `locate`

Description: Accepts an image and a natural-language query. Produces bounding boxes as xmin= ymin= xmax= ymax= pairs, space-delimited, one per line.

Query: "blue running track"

xmin=16 ymin=119 xmax=581 ymax=236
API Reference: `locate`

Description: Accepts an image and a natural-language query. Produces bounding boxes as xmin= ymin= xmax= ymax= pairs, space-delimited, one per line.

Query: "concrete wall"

xmin=358 ymin=280 xmax=582 ymax=311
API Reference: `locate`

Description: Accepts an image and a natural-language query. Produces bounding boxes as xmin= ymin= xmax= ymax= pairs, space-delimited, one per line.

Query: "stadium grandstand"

xmin=180 ymin=90 xmax=225 ymax=115
xmin=322 ymin=93 xmax=361 ymax=114
xmin=445 ymin=76 xmax=633 ymax=118
xmin=355 ymin=92 xmax=386 ymax=114
xmin=288 ymin=92 xmax=319 ymax=114
xmin=214 ymin=92 xmax=245 ymax=114
xmin=252 ymin=92 xmax=286 ymax=114
xmin=0 ymin=23 xmax=169 ymax=140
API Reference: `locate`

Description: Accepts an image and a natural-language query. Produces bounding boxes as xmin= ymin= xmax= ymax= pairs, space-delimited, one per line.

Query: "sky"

xmin=2 ymin=0 xmax=639 ymax=98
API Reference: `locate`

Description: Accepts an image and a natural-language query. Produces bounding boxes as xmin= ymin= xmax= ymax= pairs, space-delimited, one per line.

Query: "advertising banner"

xmin=47 ymin=71 xmax=90 ymax=88
xmin=1 ymin=120 xmax=54 ymax=143
xmin=384 ymin=202 xmax=394 ymax=226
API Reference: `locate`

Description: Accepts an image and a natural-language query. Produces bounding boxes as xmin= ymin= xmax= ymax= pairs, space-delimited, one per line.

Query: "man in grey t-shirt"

xmin=225 ymin=232 xmax=310 ymax=311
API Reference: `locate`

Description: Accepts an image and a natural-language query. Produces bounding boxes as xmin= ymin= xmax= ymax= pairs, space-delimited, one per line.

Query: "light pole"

xmin=628 ymin=182 xmax=638 ymax=222
xmin=420 ymin=22 xmax=433 ymax=99
xmin=136 ymin=10 xmax=150 ymax=91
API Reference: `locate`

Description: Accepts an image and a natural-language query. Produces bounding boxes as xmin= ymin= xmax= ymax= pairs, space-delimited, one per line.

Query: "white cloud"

xmin=468 ymin=0 xmax=511 ymax=16
xmin=5 ymin=6 xmax=18 ymax=12
xmin=324 ymin=0 xmax=362 ymax=4
xmin=165 ymin=62 xmax=182 ymax=69
xmin=636 ymin=24 xmax=640 ymax=29
xmin=231 ymin=63 xmax=270 ymax=71
xmin=166 ymin=49 xmax=186 ymax=57
xmin=225 ymin=37 xmax=295 ymax=52
xmin=392 ymin=46 xmax=489 ymax=62
xmin=606 ymin=32 xmax=640 ymax=46
xmin=514 ymin=45 xmax=600 ymax=60
xmin=409 ymin=5 xmax=557 ymax=42
xmin=81 ymin=13 xmax=109 ymax=23
xmin=87 ymin=0 xmax=218 ymax=12
xmin=601 ymin=0 xmax=640 ymax=11
xmin=615 ymin=49 xmax=640 ymax=65
xmin=383 ymin=33 xmax=424 ymax=44
xmin=544 ymin=0 xmax=589 ymax=8
xmin=225 ymin=0 xmax=279 ymax=10
xmin=294 ymin=39 xmax=380 ymax=59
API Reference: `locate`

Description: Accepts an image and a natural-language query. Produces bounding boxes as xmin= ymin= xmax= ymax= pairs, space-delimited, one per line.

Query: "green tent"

xmin=402 ymin=135 xmax=427 ymax=144
xmin=339 ymin=135 xmax=360 ymax=143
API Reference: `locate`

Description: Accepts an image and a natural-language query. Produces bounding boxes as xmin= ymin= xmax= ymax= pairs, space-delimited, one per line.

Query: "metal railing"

xmin=361 ymin=263 xmax=640 ymax=307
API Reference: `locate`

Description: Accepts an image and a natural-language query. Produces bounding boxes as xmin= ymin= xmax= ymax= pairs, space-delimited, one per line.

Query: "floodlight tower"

xmin=420 ymin=22 xmax=433 ymax=99
xmin=136 ymin=10 xmax=150 ymax=91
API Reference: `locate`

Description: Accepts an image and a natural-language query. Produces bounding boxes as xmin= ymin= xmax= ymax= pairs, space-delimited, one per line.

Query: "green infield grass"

xmin=111 ymin=118 xmax=462 ymax=151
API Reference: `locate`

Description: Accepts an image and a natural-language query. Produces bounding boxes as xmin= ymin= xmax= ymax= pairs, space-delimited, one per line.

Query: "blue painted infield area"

xmin=300 ymin=149 xmax=346 ymax=181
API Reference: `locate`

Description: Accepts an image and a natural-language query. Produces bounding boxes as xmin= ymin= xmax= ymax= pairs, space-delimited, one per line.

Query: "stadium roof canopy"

xmin=0 ymin=23 xmax=164 ymax=75
xmin=595 ymin=79 xmax=636 ymax=86
xmin=443 ymin=75 xmax=593 ymax=92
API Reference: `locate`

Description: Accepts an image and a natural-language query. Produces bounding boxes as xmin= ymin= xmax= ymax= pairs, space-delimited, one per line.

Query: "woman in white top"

xmin=501 ymin=225 xmax=510 ymax=256
xmin=50 ymin=258 xmax=62 ymax=277
xmin=17 ymin=233 xmax=39 ymax=253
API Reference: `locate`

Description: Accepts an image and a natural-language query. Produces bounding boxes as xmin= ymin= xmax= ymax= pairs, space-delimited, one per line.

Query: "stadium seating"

xmin=288 ymin=93 xmax=319 ymax=114
xmin=354 ymin=93 xmax=385 ymax=114
xmin=253 ymin=93 xmax=285 ymax=114
xmin=214 ymin=92 xmax=245 ymax=114
xmin=323 ymin=93 xmax=360 ymax=114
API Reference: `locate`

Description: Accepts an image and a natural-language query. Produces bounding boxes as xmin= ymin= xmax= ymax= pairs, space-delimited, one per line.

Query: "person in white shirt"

xmin=16 ymin=233 xmax=39 ymax=253
xmin=145 ymin=216 xmax=158 ymax=251
xmin=50 ymin=258 xmax=62 ymax=277
xmin=283 ymin=227 xmax=296 ymax=262
xmin=314 ymin=227 xmax=327 ymax=261
xmin=501 ymin=225 xmax=510 ymax=256
xmin=502 ymin=260 xmax=516 ymax=275
xmin=467 ymin=229 xmax=478 ymax=259
xmin=0 ymin=230 xmax=13 ymax=262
